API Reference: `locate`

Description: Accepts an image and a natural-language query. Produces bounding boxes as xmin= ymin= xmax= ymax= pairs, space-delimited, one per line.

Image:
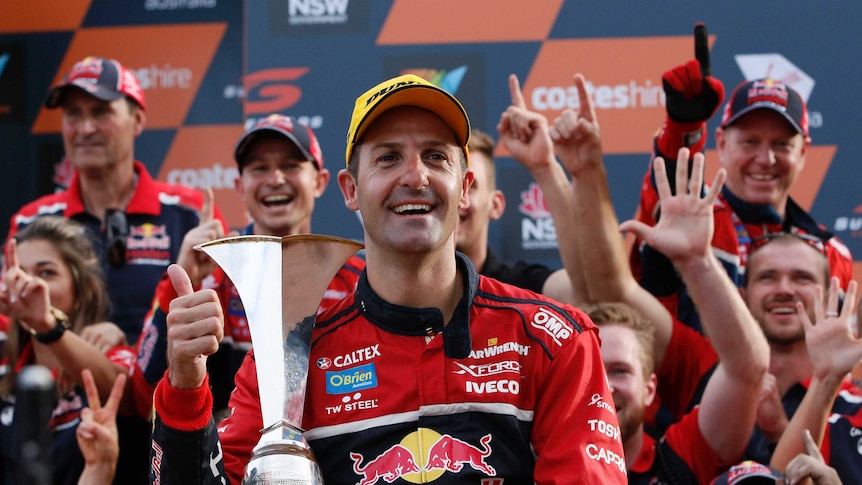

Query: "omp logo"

xmin=245 ymin=67 xmax=309 ymax=114
xmin=0 ymin=53 xmax=9 ymax=79
xmin=289 ymin=0 xmax=349 ymax=25
xmin=530 ymin=307 xmax=573 ymax=346
xmin=400 ymin=66 xmax=467 ymax=96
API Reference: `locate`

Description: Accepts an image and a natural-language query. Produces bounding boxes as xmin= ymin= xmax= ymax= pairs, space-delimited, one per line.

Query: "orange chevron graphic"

xmin=498 ymin=35 xmax=715 ymax=156
xmin=158 ymin=125 xmax=247 ymax=229
xmin=32 ymin=23 xmax=227 ymax=133
xmin=0 ymin=0 xmax=91 ymax=33
xmin=378 ymin=0 xmax=563 ymax=45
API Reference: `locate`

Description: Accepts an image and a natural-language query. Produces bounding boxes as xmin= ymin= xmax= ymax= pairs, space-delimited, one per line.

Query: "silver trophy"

xmin=196 ymin=234 xmax=363 ymax=485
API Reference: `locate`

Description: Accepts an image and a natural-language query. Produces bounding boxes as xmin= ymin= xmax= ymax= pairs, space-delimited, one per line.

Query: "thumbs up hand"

xmin=165 ymin=264 xmax=224 ymax=390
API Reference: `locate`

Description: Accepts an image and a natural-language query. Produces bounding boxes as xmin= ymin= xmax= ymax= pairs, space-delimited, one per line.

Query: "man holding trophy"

xmin=149 ymin=75 xmax=626 ymax=484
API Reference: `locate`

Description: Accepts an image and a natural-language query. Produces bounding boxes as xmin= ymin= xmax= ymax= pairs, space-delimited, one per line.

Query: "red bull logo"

xmin=350 ymin=444 xmax=421 ymax=485
xmin=349 ymin=429 xmax=496 ymax=484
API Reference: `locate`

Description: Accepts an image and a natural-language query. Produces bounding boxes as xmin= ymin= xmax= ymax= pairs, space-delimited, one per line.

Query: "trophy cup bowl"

xmin=196 ymin=234 xmax=363 ymax=485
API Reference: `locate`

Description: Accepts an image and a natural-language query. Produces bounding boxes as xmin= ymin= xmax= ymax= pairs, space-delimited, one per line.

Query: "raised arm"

xmin=497 ymin=73 xmax=586 ymax=305
xmin=550 ymin=73 xmax=674 ymax=364
xmin=0 ymin=239 xmax=122 ymax=401
xmin=622 ymin=152 xmax=769 ymax=463
xmin=770 ymin=278 xmax=862 ymax=471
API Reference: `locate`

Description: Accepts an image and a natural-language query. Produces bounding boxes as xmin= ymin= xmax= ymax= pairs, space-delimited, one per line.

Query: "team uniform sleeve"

xmin=131 ymin=274 xmax=175 ymax=419
xmin=662 ymin=408 xmax=729 ymax=485
xmin=150 ymin=374 xmax=229 ymax=484
xmin=216 ymin=350 xmax=264 ymax=485
xmin=655 ymin=319 xmax=719 ymax=421
xmin=531 ymin=325 xmax=627 ymax=484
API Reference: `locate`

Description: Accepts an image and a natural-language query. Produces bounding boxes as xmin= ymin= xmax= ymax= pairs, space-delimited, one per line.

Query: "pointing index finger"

xmin=200 ymin=187 xmax=214 ymax=224
xmin=4 ymin=239 xmax=19 ymax=272
xmin=508 ymin=74 xmax=527 ymax=109
xmin=694 ymin=22 xmax=711 ymax=77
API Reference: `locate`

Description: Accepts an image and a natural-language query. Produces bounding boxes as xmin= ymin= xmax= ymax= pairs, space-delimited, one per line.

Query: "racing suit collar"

xmin=721 ymin=186 xmax=834 ymax=241
xmin=353 ymin=252 xmax=478 ymax=359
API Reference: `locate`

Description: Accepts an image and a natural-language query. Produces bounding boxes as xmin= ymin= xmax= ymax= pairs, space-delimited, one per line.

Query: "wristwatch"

xmin=29 ymin=306 xmax=71 ymax=344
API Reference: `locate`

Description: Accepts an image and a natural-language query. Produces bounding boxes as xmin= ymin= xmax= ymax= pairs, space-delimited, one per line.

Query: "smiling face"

xmin=235 ymin=135 xmax=329 ymax=236
xmin=61 ymin=89 xmax=144 ymax=173
xmin=743 ymin=237 xmax=829 ymax=344
xmin=339 ymin=106 xmax=472 ymax=257
xmin=15 ymin=239 xmax=76 ymax=316
xmin=716 ymin=109 xmax=810 ymax=214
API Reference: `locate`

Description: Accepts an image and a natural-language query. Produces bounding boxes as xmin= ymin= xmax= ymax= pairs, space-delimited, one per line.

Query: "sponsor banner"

xmin=509 ymin=35 xmax=714 ymax=155
xmin=383 ymin=53 xmax=486 ymax=134
xmin=32 ymin=23 xmax=227 ymax=133
xmin=157 ymin=125 xmax=246 ymax=229
xmin=378 ymin=0 xmax=563 ymax=45
xmin=266 ymin=0 xmax=370 ymax=35
xmin=0 ymin=0 xmax=90 ymax=33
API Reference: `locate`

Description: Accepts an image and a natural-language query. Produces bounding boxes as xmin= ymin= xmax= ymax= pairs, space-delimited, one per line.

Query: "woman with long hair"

xmin=0 ymin=216 xmax=134 ymax=484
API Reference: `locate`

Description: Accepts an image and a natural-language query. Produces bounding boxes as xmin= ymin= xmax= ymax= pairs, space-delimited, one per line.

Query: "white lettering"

xmin=465 ymin=379 xmax=520 ymax=395
xmin=588 ymin=419 xmax=621 ymax=441
xmin=332 ymin=344 xmax=380 ymax=368
xmin=166 ymin=164 xmax=239 ymax=190
xmin=585 ymin=443 xmax=626 ymax=473
xmin=135 ymin=63 xmax=193 ymax=90
xmin=589 ymin=393 xmax=616 ymax=413
xmin=468 ymin=342 xmax=530 ymax=359
xmin=144 ymin=0 xmax=216 ymax=10
xmin=288 ymin=0 xmax=349 ymax=24
xmin=531 ymin=307 xmax=573 ymax=345
xmin=531 ymin=80 xmax=662 ymax=111
xmin=454 ymin=360 xmax=521 ymax=377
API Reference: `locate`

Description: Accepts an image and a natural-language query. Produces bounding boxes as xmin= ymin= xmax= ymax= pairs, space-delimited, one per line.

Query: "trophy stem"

xmin=196 ymin=234 xmax=363 ymax=485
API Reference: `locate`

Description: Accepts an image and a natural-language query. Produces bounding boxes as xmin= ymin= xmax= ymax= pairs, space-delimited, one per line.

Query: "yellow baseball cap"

xmin=345 ymin=74 xmax=471 ymax=166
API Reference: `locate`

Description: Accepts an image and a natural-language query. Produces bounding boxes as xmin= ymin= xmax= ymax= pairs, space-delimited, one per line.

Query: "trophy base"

xmin=243 ymin=440 xmax=324 ymax=485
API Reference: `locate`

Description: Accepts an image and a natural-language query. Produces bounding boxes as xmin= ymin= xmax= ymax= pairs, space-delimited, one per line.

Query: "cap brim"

xmin=234 ymin=127 xmax=318 ymax=169
xmin=44 ymin=81 xmax=125 ymax=109
xmin=351 ymin=85 xmax=470 ymax=154
xmin=722 ymin=102 xmax=805 ymax=136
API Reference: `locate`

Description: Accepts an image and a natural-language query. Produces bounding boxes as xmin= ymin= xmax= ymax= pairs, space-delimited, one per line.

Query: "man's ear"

xmin=458 ymin=170 xmax=474 ymax=210
xmin=133 ymin=107 xmax=146 ymax=136
xmin=338 ymin=169 xmax=359 ymax=211
xmin=644 ymin=372 xmax=658 ymax=406
xmin=489 ymin=189 xmax=506 ymax=221
xmin=314 ymin=168 xmax=330 ymax=198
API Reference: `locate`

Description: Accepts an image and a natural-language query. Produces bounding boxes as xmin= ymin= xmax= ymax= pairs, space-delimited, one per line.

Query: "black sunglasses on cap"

xmin=105 ymin=208 xmax=128 ymax=268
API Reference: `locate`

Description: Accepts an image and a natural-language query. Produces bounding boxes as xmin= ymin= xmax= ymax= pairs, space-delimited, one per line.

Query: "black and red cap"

xmin=720 ymin=78 xmax=808 ymax=137
xmin=234 ymin=114 xmax=324 ymax=170
xmin=44 ymin=57 xmax=146 ymax=111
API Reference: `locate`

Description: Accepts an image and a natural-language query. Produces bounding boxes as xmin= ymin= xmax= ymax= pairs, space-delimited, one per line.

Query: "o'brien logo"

xmin=747 ymin=79 xmax=789 ymax=108
xmin=530 ymin=307 xmax=573 ymax=346
xmin=326 ymin=362 xmax=378 ymax=394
